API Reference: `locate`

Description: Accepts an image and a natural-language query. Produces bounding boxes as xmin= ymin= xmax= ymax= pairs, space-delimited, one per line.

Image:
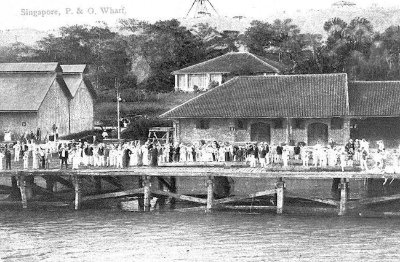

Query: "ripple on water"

xmin=1 ymin=209 xmax=400 ymax=261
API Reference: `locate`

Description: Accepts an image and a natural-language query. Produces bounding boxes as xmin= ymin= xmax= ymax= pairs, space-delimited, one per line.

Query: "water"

xmin=1 ymin=208 xmax=400 ymax=262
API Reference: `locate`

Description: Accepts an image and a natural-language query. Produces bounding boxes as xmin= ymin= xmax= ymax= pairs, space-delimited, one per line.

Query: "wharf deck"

xmin=0 ymin=166 xmax=395 ymax=179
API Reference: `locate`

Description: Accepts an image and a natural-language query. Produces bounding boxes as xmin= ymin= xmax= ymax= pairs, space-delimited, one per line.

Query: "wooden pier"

xmin=1 ymin=166 xmax=400 ymax=216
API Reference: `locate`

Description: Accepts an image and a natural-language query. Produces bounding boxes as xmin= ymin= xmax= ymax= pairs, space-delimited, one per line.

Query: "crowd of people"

xmin=0 ymin=137 xmax=398 ymax=172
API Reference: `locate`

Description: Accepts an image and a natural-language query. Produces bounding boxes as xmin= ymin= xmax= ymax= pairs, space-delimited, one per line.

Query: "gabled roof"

xmin=63 ymin=74 xmax=83 ymax=97
xmin=61 ymin=64 xmax=88 ymax=74
xmin=349 ymin=81 xmax=400 ymax=116
xmin=0 ymin=62 xmax=61 ymax=73
xmin=172 ymin=52 xmax=287 ymax=75
xmin=161 ymin=73 xmax=349 ymax=119
xmin=61 ymin=64 xmax=96 ymax=99
xmin=0 ymin=73 xmax=71 ymax=112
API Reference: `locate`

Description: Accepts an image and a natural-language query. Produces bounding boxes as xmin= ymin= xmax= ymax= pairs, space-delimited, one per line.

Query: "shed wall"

xmin=0 ymin=112 xmax=37 ymax=140
xmin=70 ymin=81 xmax=94 ymax=133
xmin=38 ymin=79 xmax=70 ymax=136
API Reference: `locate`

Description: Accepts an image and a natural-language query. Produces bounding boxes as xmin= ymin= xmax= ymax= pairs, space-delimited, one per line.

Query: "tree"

xmin=120 ymin=19 xmax=207 ymax=92
xmin=243 ymin=19 xmax=323 ymax=73
xmin=33 ymin=24 xmax=132 ymax=89
xmin=379 ymin=26 xmax=400 ymax=79
xmin=322 ymin=17 xmax=375 ymax=78
xmin=191 ymin=23 xmax=241 ymax=59
xmin=95 ymin=37 xmax=132 ymax=89
xmin=0 ymin=42 xmax=35 ymax=62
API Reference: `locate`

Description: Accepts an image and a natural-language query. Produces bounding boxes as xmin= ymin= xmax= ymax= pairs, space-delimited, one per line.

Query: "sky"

xmin=0 ymin=0 xmax=399 ymax=30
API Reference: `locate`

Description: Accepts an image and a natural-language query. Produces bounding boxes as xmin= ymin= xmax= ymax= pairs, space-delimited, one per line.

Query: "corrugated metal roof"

xmin=61 ymin=64 xmax=88 ymax=74
xmin=349 ymin=81 xmax=400 ymax=116
xmin=0 ymin=62 xmax=61 ymax=72
xmin=63 ymin=74 xmax=82 ymax=97
xmin=0 ymin=73 xmax=61 ymax=111
xmin=161 ymin=73 xmax=349 ymax=118
xmin=172 ymin=52 xmax=286 ymax=74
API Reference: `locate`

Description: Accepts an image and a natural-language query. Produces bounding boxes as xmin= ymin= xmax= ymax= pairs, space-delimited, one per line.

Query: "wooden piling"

xmin=338 ymin=178 xmax=348 ymax=216
xmin=170 ymin=176 xmax=177 ymax=209
xmin=276 ymin=179 xmax=285 ymax=214
xmin=44 ymin=176 xmax=54 ymax=193
xmin=11 ymin=176 xmax=20 ymax=199
xmin=74 ymin=176 xmax=82 ymax=210
xmin=158 ymin=177 xmax=166 ymax=209
xmin=17 ymin=175 xmax=28 ymax=209
xmin=206 ymin=176 xmax=214 ymax=212
xmin=143 ymin=176 xmax=151 ymax=212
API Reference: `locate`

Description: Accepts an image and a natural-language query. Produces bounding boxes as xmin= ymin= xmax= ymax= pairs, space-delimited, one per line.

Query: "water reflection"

xmin=1 ymin=208 xmax=400 ymax=261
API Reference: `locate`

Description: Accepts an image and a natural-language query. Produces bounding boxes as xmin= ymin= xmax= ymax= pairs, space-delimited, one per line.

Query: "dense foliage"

xmin=2 ymin=17 xmax=400 ymax=96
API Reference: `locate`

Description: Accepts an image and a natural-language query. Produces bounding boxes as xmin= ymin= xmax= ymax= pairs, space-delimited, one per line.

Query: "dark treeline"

xmin=2 ymin=17 xmax=400 ymax=97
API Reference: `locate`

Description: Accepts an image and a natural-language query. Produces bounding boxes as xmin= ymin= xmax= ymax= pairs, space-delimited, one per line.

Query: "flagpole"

xmin=116 ymin=78 xmax=121 ymax=140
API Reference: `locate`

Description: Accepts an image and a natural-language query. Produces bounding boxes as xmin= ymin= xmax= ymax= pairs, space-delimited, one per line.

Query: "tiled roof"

xmin=0 ymin=62 xmax=61 ymax=73
xmin=161 ymin=73 xmax=349 ymax=118
xmin=349 ymin=81 xmax=400 ymax=116
xmin=172 ymin=52 xmax=287 ymax=75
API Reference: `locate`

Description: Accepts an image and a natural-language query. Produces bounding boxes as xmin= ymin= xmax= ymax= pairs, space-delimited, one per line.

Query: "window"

xmin=293 ymin=118 xmax=304 ymax=129
xmin=189 ymin=74 xmax=207 ymax=90
xmin=235 ymin=119 xmax=247 ymax=130
xmin=196 ymin=119 xmax=210 ymax=130
xmin=331 ymin=117 xmax=343 ymax=129
xmin=274 ymin=118 xmax=283 ymax=129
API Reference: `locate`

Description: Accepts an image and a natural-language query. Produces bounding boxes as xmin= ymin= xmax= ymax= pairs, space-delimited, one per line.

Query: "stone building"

xmin=163 ymin=73 xmax=400 ymax=147
xmin=172 ymin=52 xmax=286 ymax=92
xmin=61 ymin=64 xmax=96 ymax=134
xmin=162 ymin=73 xmax=351 ymax=146
xmin=348 ymin=81 xmax=400 ymax=147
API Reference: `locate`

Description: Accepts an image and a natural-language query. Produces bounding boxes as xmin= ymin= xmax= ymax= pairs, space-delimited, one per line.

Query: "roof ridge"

xmin=247 ymin=52 xmax=280 ymax=73
xmin=350 ymin=80 xmax=400 ymax=83
xmin=172 ymin=52 xmax=232 ymax=75
xmin=234 ymin=73 xmax=348 ymax=79
xmin=160 ymin=77 xmax=240 ymax=118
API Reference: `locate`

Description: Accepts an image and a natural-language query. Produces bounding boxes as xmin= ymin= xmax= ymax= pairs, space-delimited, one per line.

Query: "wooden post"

xmin=45 ymin=176 xmax=54 ymax=193
xmin=143 ymin=176 xmax=151 ymax=212
xmin=331 ymin=178 xmax=341 ymax=200
xmin=286 ymin=118 xmax=291 ymax=144
xmin=74 ymin=176 xmax=82 ymax=210
xmin=17 ymin=175 xmax=28 ymax=209
xmin=206 ymin=176 xmax=214 ymax=212
xmin=11 ymin=176 xmax=20 ymax=199
xmin=185 ymin=74 xmax=189 ymax=91
xmin=158 ymin=177 xmax=166 ymax=209
xmin=338 ymin=178 xmax=348 ymax=216
xmin=25 ymin=175 xmax=34 ymax=200
xmin=170 ymin=176 xmax=177 ymax=209
xmin=276 ymin=179 xmax=285 ymax=214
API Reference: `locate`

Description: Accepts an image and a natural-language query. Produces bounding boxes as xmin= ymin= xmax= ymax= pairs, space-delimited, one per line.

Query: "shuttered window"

xmin=196 ymin=119 xmax=210 ymax=129
xmin=331 ymin=117 xmax=343 ymax=129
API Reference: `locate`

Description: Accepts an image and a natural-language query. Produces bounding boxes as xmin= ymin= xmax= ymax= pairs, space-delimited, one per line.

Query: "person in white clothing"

xmin=116 ymin=146 xmax=124 ymax=169
xmin=0 ymin=151 xmax=4 ymax=170
xmin=282 ymin=145 xmax=290 ymax=167
xmin=23 ymin=150 xmax=29 ymax=169
xmin=13 ymin=141 xmax=21 ymax=162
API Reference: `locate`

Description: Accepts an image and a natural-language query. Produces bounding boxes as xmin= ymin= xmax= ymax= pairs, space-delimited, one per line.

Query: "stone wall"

xmin=175 ymin=118 xmax=350 ymax=146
